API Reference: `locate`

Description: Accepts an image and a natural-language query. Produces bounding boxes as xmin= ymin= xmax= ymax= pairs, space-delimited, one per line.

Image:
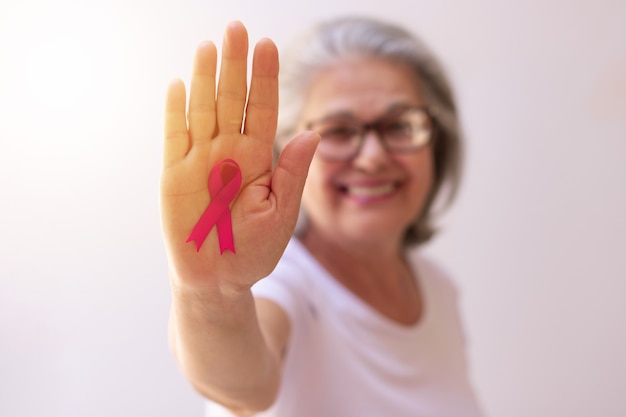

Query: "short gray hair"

xmin=277 ymin=16 xmax=463 ymax=246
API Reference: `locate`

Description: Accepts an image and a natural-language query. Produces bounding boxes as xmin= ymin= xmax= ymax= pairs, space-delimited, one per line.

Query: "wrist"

xmin=169 ymin=274 xmax=255 ymax=321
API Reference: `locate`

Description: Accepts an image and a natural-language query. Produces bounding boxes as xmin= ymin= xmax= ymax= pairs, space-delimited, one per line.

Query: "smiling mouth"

xmin=342 ymin=183 xmax=396 ymax=198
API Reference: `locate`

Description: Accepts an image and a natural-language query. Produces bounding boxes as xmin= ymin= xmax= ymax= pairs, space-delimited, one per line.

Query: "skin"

xmin=161 ymin=21 xmax=318 ymax=414
xmin=161 ymin=22 xmax=434 ymax=414
xmin=298 ymin=57 xmax=435 ymax=325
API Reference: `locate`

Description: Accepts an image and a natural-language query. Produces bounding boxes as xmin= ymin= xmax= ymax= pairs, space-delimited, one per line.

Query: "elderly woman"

xmin=160 ymin=16 xmax=483 ymax=417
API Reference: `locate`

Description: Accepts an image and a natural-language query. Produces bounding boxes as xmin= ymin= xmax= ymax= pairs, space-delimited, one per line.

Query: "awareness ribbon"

xmin=186 ymin=159 xmax=242 ymax=254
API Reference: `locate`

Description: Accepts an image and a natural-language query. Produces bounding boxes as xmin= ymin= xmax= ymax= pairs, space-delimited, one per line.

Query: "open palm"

xmin=160 ymin=21 xmax=318 ymax=291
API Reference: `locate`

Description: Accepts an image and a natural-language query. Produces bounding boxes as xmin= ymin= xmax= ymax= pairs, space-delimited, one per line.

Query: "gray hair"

xmin=277 ymin=16 xmax=463 ymax=246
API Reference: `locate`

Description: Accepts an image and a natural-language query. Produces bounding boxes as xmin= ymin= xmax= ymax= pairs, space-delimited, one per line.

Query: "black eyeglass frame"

xmin=305 ymin=106 xmax=438 ymax=161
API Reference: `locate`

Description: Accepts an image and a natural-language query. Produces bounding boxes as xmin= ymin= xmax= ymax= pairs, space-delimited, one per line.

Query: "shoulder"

xmin=407 ymin=249 xmax=467 ymax=324
xmin=409 ymin=249 xmax=460 ymax=296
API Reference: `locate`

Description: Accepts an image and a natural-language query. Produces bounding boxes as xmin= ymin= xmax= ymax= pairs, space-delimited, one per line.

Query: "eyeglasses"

xmin=306 ymin=106 xmax=436 ymax=161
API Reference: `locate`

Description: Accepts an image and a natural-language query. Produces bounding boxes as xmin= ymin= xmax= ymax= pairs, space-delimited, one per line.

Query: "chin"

xmin=340 ymin=221 xmax=407 ymax=246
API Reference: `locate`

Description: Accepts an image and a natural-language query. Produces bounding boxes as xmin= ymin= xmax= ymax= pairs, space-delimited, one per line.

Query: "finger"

xmin=163 ymin=78 xmax=189 ymax=167
xmin=188 ymin=41 xmax=218 ymax=146
xmin=244 ymin=38 xmax=279 ymax=146
xmin=272 ymin=132 xmax=320 ymax=222
xmin=216 ymin=21 xmax=249 ymax=136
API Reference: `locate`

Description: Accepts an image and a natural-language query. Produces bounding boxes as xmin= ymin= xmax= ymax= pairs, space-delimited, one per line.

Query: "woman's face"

xmin=298 ymin=57 xmax=435 ymax=248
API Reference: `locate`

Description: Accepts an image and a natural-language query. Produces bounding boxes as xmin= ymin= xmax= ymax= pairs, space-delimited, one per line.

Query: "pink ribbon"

xmin=186 ymin=159 xmax=242 ymax=254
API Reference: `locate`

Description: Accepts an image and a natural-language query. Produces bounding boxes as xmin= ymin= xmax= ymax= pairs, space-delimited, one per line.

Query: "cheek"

xmin=425 ymin=151 xmax=436 ymax=189
xmin=403 ymin=151 xmax=435 ymax=202
xmin=302 ymin=159 xmax=333 ymax=210
xmin=420 ymin=155 xmax=435 ymax=190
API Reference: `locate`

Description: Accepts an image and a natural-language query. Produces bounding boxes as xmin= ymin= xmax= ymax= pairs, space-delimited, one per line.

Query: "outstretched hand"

xmin=160 ymin=21 xmax=318 ymax=292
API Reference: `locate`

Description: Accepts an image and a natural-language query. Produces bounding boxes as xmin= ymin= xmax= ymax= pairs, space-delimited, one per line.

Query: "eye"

xmin=319 ymin=125 xmax=358 ymax=142
xmin=383 ymin=120 xmax=413 ymax=140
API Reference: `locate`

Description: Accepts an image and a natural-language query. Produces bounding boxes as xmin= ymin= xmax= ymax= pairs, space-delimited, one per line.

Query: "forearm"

xmin=169 ymin=277 xmax=280 ymax=413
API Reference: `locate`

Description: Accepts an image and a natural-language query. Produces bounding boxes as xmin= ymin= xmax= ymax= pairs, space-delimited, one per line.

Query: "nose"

xmin=352 ymin=129 xmax=390 ymax=170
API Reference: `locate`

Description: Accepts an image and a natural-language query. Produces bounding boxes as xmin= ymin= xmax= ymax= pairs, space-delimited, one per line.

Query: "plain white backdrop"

xmin=1 ymin=0 xmax=625 ymax=416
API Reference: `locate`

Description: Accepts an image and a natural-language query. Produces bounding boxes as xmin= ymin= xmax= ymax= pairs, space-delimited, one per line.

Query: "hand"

xmin=160 ymin=21 xmax=318 ymax=293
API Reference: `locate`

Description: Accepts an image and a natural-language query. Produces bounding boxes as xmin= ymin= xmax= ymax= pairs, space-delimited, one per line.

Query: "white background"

xmin=1 ymin=0 xmax=625 ymax=416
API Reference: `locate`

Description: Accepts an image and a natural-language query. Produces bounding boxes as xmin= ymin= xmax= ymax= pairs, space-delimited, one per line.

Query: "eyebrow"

xmin=315 ymin=102 xmax=416 ymax=123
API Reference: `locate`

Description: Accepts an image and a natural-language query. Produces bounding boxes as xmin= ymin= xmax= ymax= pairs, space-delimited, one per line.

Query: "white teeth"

xmin=346 ymin=183 xmax=394 ymax=197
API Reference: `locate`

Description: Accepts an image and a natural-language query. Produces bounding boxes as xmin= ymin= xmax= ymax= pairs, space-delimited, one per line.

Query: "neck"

xmin=299 ymin=228 xmax=422 ymax=325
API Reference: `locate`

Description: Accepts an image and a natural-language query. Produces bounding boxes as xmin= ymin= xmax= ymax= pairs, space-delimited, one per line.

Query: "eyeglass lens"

xmin=310 ymin=107 xmax=433 ymax=160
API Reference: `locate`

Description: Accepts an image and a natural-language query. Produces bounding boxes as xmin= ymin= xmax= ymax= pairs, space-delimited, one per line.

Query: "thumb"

xmin=271 ymin=131 xmax=319 ymax=222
